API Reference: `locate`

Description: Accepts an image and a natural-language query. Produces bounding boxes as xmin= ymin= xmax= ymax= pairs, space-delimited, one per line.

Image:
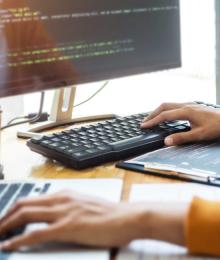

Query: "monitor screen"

xmin=0 ymin=0 xmax=181 ymax=97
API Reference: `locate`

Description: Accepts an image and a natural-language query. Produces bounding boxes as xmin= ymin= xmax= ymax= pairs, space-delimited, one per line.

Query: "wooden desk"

xmin=1 ymin=128 xmax=179 ymax=201
xmin=1 ymin=127 xmax=182 ymax=260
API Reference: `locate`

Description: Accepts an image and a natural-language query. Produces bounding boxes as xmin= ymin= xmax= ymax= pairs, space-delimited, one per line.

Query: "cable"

xmin=74 ymin=81 xmax=109 ymax=108
xmin=1 ymin=92 xmax=45 ymax=130
xmin=1 ymin=81 xmax=108 ymax=130
xmin=7 ymin=116 xmax=27 ymax=125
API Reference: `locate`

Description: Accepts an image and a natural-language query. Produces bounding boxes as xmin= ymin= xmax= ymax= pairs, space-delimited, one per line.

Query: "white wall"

xmin=0 ymin=96 xmax=24 ymax=125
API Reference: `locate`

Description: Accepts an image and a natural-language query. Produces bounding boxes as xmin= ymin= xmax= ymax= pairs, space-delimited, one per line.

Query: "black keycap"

xmin=48 ymin=142 xmax=61 ymax=149
xmin=174 ymin=125 xmax=188 ymax=131
xmin=51 ymin=138 xmax=61 ymax=142
xmin=86 ymin=148 xmax=101 ymax=154
xmin=57 ymin=146 xmax=69 ymax=152
xmin=111 ymin=134 xmax=161 ymax=150
xmin=85 ymin=144 xmax=96 ymax=149
xmin=41 ymin=140 xmax=52 ymax=146
xmin=97 ymin=145 xmax=112 ymax=150
xmin=31 ymin=136 xmax=44 ymax=144
xmin=72 ymin=151 xmax=90 ymax=159
xmin=69 ymin=146 xmax=86 ymax=152
xmin=59 ymin=135 xmax=69 ymax=140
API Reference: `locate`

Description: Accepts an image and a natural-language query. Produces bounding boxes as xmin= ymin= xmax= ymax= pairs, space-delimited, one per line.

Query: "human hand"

xmin=141 ymin=102 xmax=220 ymax=146
xmin=0 ymin=191 xmax=149 ymax=251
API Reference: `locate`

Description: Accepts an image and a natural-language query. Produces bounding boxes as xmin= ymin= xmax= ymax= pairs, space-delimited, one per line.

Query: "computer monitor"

xmin=0 ymin=0 xmax=181 ymax=136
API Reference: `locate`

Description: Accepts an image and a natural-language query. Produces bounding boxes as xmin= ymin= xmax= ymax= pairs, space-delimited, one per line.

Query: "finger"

xmin=141 ymin=108 xmax=190 ymax=128
xmin=0 ymin=207 xmax=58 ymax=235
xmin=165 ymin=129 xmax=203 ymax=146
xmin=0 ymin=192 xmax=72 ymax=225
xmin=0 ymin=225 xmax=59 ymax=251
xmin=0 ymin=196 xmax=55 ymax=225
xmin=142 ymin=103 xmax=187 ymax=122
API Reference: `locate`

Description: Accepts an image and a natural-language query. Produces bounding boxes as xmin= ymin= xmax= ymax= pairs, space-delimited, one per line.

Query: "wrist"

xmin=130 ymin=203 xmax=188 ymax=246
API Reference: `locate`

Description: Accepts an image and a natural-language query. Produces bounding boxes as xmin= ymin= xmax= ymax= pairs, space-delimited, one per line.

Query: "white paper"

xmin=117 ymin=183 xmax=220 ymax=260
xmin=43 ymin=178 xmax=123 ymax=203
xmin=1 ymin=178 xmax=123 ymax=260
xmin=9 ymin=250 xmax=109 ymax=260
xmin=130 ymin=183 xmax=220 ymax=203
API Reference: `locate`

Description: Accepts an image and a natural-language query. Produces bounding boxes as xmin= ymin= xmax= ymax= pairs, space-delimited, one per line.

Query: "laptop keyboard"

xmin=0 ymin=182 xmax=51 ymax=242
xmin=0 ymin=182 xmax=51 ymax=215
xmin=0 ymin=183 xmax=21 ymax=215
xmin=28 ymin=112 xmax=191 ymax=169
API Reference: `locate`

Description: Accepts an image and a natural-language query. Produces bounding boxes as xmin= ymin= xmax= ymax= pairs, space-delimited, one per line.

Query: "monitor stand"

xmin=17 ymin=86 xmax=116 ymax=139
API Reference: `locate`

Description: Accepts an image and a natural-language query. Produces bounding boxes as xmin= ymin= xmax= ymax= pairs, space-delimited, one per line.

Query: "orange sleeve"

xmin=185 ymin=197 xmax=220 ymax=257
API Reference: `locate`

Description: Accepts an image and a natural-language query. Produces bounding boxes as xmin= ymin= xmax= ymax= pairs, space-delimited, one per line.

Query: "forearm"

xmin=131 ymin=203 xmax=188 ymax=246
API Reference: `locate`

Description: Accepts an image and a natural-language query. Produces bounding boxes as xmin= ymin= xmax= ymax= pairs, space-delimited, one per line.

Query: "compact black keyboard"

xmin=27 ymin=113 xmax=190 ymax=169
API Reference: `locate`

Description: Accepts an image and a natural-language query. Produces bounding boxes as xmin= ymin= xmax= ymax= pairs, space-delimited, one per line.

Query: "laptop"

xmin=0 ymin=179 xmax=123 ymax=260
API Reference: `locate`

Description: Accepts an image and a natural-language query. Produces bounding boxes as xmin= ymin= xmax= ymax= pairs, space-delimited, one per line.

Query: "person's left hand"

xmin=0 ymin=191 xmax=147 ymax=251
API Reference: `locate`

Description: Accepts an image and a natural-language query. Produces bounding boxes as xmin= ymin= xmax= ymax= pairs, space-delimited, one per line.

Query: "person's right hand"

xmin=141 ymin=102 xmax=220 ymax=146
xmin=0 ymin=191 xmax=150 ymax=250
xmin=0 ymin=190 xmax=186 ymax=251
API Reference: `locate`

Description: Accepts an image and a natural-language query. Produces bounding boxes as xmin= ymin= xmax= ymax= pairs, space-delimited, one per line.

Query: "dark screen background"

xmin=0 ymin=0 xmax=181 ymax=97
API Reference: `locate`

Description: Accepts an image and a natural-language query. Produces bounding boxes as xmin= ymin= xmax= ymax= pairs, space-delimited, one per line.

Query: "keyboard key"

xmin=67 ymin=146 xmax=85 ymax=153
xmin=48 ymin=142 xmax=61 ymax=149
xmin=97 ymin=146 xmax=112 ymax=151
xmin=31 ymin=136 xmax=44 ymax=144
xmin=175 ymin=125 xmax=188 ymax=131
xmin=0 ymin=184 xmax=21 ymax=214
xmin=41 ymin=183 xmax=51 ymax=194
xmin=41 ymin=140 xmax=52 ymax=147
xmin=111 ymin=134 xmax=161 ymax=150
xmin=86 ymin=148 xmax=101 ymax=154
xmin=57 ymin=146 xmax=69 ymax=151
xmin=85 ymin=144 xmax=96 ymax=149
xmin=72 ymin=151 xmax=90 ymax=159
xmin=0 ymin=184 xmax=7 ymax=196
xmin=12 ymin=183 xmax=35 ymax=203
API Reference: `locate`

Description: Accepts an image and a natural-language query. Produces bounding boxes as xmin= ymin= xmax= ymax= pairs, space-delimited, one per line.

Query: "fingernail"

xmin=140 ymin=123 xmax=148 ymax=128
xmin=165 ymin=137 xmax=173 ymax=146
xmin=142 ymin=116 xmax=149 ymax=122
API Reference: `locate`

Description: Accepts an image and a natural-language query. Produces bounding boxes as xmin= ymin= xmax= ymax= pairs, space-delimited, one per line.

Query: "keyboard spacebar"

xmin=111 ymin=133 xmax=162 ymax=151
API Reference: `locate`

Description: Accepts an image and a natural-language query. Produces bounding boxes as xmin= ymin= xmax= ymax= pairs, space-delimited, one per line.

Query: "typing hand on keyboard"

xmin=28 ymin=110 xmax=190 ymax=169
xmin=141 ymin=102 xmax=220 ymax=146
xmin=0 ymin=182 xmax=50 ymax=243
